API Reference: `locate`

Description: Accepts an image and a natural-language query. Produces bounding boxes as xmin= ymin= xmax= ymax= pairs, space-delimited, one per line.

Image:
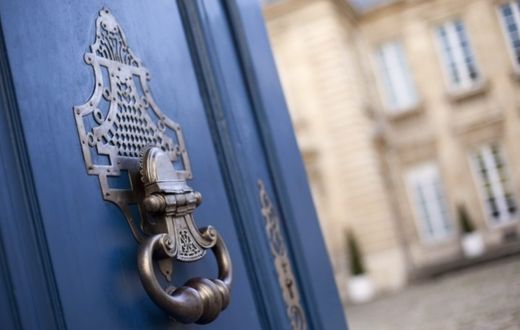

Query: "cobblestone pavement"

xmin=346 ymin=257 xmax=520 ymax=330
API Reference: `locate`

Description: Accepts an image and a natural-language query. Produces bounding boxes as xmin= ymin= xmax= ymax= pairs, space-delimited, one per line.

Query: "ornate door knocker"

xmin=73 ymin=8 xmax=231 ymax=324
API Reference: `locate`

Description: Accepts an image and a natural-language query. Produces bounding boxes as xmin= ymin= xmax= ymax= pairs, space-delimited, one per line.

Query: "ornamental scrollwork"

xmin=258 ymin=180 xmax=308 ymax=330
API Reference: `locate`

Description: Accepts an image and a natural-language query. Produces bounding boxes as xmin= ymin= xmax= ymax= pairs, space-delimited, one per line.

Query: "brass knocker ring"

xmin=137 ymin=229 xmax=232 ymax=324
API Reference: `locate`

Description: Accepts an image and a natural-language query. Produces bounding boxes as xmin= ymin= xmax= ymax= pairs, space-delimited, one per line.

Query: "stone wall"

xmin=264 ymin=0 xmax=520 ymax=301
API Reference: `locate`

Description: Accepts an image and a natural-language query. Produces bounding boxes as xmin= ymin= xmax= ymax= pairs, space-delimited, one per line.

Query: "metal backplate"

xmin=73 ymin=8 xmax=191 ymax=242
xmin=258 ymin=180 xmax=307 ymax=330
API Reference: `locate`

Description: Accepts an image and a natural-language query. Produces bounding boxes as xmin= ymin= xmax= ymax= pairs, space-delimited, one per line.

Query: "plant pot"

xmin=347 ymin=274 xmax=375 ymax=304
xmin=462 ymin=232 xmax=485 ymax=258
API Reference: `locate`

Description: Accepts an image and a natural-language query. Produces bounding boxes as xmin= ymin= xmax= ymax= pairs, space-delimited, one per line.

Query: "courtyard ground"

xmin=346 ymin=256 xmax=520 ymax=330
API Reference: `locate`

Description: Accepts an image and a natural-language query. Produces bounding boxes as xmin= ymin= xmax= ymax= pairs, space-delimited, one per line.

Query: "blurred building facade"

xmin=263 ymin=0 xmax=520 ymax=301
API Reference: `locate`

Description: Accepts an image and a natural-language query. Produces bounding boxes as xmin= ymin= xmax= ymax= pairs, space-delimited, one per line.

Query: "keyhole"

xmin=285 ymin=279 xmax=295 ymax=299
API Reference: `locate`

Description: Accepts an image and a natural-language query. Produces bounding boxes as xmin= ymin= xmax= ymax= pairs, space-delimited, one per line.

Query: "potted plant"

xmin=458 ymin=206 xmax=485 ymax=258
xmin=346 ymin=230 xmax=374 ymax=303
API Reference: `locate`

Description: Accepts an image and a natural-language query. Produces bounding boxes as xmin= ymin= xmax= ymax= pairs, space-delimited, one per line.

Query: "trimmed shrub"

xmin=346 ymin=230 xmax=365 ymax=276
xmin=458 ymin=205 xmax=475 ymax=234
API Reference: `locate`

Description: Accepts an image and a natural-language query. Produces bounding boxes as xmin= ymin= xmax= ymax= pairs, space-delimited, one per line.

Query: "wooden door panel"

xmin=0 ymin=1 xmax=262 ymax=328
xmin=0 ymin=0 xmax=347 ymax=329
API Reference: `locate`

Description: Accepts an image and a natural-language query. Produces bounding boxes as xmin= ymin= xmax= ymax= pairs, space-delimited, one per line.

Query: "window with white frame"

xmin=406 ymin=163 xmax=453 ymax=241
xmin=375 ymin=41 xmax=418 ymax=113
xmin=435 ymin=19 xmax=480 ymax=90
xmin=471 ymin=144 xmax=518 ymax=225
xmin=498 ymin=1 xmax=520 ymax=71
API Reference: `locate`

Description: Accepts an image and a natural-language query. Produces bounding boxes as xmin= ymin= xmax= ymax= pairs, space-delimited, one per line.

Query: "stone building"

xmin=263 ymin=0 xmax=520 ymax=301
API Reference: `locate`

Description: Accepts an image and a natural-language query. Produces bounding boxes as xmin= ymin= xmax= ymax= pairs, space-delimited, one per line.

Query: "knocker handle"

xmin=137 ymin=231 xmax=232 ymax=324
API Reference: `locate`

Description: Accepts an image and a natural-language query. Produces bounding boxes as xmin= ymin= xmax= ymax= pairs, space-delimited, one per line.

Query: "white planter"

xmin=347 ymin=274 xmax=375 ymax=304
xmin=462 ymin=232 xmax=485 ymax=258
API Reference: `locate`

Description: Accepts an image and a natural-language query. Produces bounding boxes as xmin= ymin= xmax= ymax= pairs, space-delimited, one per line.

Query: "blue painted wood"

xmin=0 ymin=19 xmax=66 ymax=329
xmin=0 ymin=1 xmax=262 ymax=329
xmin=0 ymin=229 xmax=21 ymax=330
xmin=183 ymin=1 xmax=347 ymax=329
xmin=218 ymin=0 xmax=348 ymax=328
xmin=0 ymin=0 xmax=346 ymax=328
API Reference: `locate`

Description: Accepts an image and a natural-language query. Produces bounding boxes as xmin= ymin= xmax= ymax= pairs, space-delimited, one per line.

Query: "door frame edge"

xmin=0 ymin=15 xmax=67 ymax=330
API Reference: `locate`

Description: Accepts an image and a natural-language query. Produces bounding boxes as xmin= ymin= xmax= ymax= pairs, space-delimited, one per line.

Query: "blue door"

xmin=0 ymin=1 xmax=346 ymax=329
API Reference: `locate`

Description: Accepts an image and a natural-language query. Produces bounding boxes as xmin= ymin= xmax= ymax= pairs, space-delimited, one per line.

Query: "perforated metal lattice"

xmin=73 ymin=8 xmax=191 ymax=241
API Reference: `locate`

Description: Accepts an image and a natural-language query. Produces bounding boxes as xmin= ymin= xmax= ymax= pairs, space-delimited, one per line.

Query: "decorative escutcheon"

xmin=73 ymin=8 xmax=231 ymax=324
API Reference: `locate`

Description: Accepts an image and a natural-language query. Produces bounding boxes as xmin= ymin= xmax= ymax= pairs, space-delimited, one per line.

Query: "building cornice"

xmin=359 ymin=0 xmax=431 ymax=22
xmin=263 ymin=0 xmax=358 ymax=21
